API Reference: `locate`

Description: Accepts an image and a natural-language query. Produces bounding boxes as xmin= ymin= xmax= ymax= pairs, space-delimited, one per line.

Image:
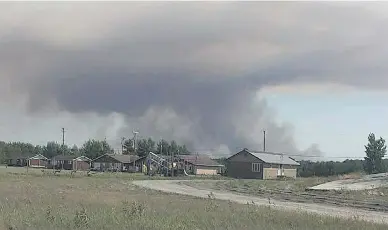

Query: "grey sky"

xmin=0 ymin=2 xmax=387 ymax=156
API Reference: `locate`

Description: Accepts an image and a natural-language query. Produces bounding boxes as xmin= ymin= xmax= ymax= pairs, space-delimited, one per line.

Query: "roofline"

xmin=227 ymin=148 xmax=300 ymax=166
xmin=91 ymin=154 xmax=109 ymax=162
xmin=191 ymin=163 xmax=224 ymax=167
xmin=74 ymin=156 xmax=92 ymax=161
xmin=28 ymin=154 xmax=48 ymax=160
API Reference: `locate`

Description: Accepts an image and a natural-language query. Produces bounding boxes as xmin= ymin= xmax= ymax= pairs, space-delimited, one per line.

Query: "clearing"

xmin=308 ymin=173 xmax=388 ymax=191
xmin=178 ymin=175 xmax=388 ymax=213
xmin=0 ymin=167 xmax=386 ymax=230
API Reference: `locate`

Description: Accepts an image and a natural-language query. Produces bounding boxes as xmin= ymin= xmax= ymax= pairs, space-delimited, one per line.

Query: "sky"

xmin=1 ymin=2 xmax=388 ymax=160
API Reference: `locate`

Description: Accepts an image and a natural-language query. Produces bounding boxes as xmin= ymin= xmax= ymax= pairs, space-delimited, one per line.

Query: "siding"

xmin=29 ymin=159 xmax=46 ymax=168
xmin=263 ymin=168 xmax=278 ymax=179
xmin=226 ymin=150 xmax=299 ymax=179
xmin=226 ymin=161 xmax=263 ymax=179
xmin=73 ymin=161 xmax=90 ymax=171
xmin=284 ymin=169 xmax=297 ymax=178
xmin=194 ymin=165 xmax=219 ymax=175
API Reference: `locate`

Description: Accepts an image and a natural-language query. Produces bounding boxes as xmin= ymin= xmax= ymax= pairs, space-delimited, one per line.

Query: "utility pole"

xmin=62 ymin=128 xmax=65 ymax=155
xmin=160 ymin=138 xmax=163 ymax=155
xmin=61 ymin=128 xmax=65 ymax=170
xmin=121 ymin=137 xmax=125 ymax=154
xmin=132 ymin=130 xmax=139 ymax=172
xmin=263 ymin=130 xmax=266 ymax=152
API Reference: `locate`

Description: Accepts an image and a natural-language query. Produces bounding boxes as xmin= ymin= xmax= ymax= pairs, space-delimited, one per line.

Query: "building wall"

xmin=194 ymin=165 xmax=219 ymax=175
xmin=73 ymin=161 xmax=90 ymax=171
xmin=29 ymin=159 xmax=47 ymax=168
xmin=226 ymin=152 xmax=264 ymax=179
xmin=283 ymin=169 xmax=297 ymax=178
xmin=263 ymin=168 xmax=278 ymax=179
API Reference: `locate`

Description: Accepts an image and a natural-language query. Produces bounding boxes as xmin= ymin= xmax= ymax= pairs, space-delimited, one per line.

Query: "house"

xmin=92 ymin=154 xmax=139 ymax=172
xmin=6 ymin=154 xmax=33 ymax=167
xmin=177 ymin=154 xmax=224 ymax=175
xmin=50 ymin=155 xmax=75 ymax=170
xmin=226 ymin=149 xmax=300 ymax=179
xmin=28 ymin=154 xmax=48 ymax=168
xmin=50 ymin=155 xmax=91 ymax=171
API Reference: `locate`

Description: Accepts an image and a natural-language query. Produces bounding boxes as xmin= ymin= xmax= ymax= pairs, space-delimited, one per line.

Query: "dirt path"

xmin=133 ymin=180 xmax=388 ymax=224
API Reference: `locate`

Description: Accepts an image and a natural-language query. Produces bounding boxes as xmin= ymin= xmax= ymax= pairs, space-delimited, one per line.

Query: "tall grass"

xmin=0 ymin=172 xmax=386 ymax=230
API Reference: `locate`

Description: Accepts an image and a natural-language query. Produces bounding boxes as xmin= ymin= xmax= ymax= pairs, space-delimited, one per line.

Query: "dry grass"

xmin=182 ymin=176 xmax=332 ymax=193
xmin=0 ymin=168 xmax=386 ymax=230
xmin=182 ymin=174 xmax=388 ymax=206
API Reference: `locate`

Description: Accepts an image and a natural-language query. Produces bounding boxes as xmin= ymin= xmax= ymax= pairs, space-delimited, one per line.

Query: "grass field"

xmin=181 ymin=176 xmax=388 ymax=201
xmin=0 ymin=167 xmax=387 ymax=230
xmin=181 ymin=176 xmax=388 ymax=212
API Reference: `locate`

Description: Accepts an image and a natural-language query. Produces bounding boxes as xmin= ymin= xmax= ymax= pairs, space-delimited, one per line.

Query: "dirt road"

xmin=133 ymin=180 xmax=388 ymax=224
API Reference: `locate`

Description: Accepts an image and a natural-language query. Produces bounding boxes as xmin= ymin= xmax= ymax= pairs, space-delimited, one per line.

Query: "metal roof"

xmin=248 ymin=150 xmax=300 ymax=166
xmin=29 ymin=154 xmax=48 ymax=160
xmin=108 ymin=154 xmax=139 ymax=163
xmin=177 ymin=154 xmax=224 ymax=167
xmin=52 ymin=155 xmax=76 ymax=161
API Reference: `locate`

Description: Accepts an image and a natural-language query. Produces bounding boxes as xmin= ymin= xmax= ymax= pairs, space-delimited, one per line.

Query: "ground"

xmin=180 ymin=175 xmax=388 ymax=213
xmin=0 ymin=166 xmax=387 ymax=230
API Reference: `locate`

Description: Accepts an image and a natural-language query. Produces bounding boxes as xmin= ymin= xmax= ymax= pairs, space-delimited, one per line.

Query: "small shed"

xmin=177 ymin=154 xmax=224 ymax=175
xmin=28 ymin=154 xmax=48 ymax=168
xmin=92 ymin=154 xmax=139 ymax=172
xmin=226 ymin=149 xmax=300 ymax=179
xmin=73 ymin=156 xmax=91 ymax=171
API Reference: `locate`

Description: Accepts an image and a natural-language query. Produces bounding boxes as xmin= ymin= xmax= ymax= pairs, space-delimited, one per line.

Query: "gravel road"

xmin=133 ymin=180 xmax=388 ymax=224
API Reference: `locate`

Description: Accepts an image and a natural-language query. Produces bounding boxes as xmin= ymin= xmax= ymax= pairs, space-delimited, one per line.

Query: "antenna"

xmin=263 ymin=130 xmax=266 ymax=152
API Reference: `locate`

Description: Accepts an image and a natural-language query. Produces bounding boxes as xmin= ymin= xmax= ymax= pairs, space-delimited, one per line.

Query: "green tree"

xmin=156 ymin=139 xmax=170 ymax=155
xmin=70 ymin=145 xmax=80 ymax=156
xmin=80 ymin=139 xmax=113 ymax=159
xmin=123 ymin=139 xmax=135 ymax=154
xmin=364 ymin=133 xmax=387 ymax=174
xmin=136 ymin=138 xmax=156 ymax=157
xmin=42 ymin=142 xmax=62 ymax=158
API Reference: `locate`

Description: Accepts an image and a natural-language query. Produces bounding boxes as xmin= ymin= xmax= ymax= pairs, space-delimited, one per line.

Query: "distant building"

xmin=28 ymin=154 xmax=48 ymax=168
xmin=50 ymin=155 xmax=91 ymax=171
xmin=92 ymin=154 xmax=139 ymax=172
xmin=226 ymin=149 xmax=300 ymax=179
xmin=177 ymin=154 xmax=224 ymax=175
xmin=6 ymin=154 xmax=33 ymax=167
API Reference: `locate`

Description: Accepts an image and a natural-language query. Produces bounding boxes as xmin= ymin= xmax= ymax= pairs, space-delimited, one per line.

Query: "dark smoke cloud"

xmin=1 ymin=2 xmax=388 ymax=156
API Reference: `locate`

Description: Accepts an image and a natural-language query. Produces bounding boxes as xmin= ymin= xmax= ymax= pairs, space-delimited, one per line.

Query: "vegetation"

xmin=297 ymin=159 xmax=364 ymax=177
xmin=0 ymin=168 xmax=386 ymax=230
xmin=123 ymin=138 xmax=189 ymax=156
xmin=364 ymin=133 xmax=387 ymax=174
xmin=0 ymin=137 xmax=190 ymax=163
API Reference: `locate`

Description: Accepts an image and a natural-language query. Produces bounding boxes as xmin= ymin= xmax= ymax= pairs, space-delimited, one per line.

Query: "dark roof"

xmin=74 ymin=156 xmax=91 ymax=162
xmin=100 ymin=154 xmax=139 ymax=163
xmin=29 ymin=154 xmax=48 ymax=160
xmin=6 ymin=154 xmax=34 ymax=160
xmin=52 ymin=155 xmax=76 ymax=161
xmin=228 ymin=149 xmax=300 ymax=166
xmin=177 ymin=154 xmax=224 ymax=167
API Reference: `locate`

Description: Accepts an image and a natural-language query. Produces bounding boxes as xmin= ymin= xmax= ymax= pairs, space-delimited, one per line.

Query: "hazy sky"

xmin=1 ymin=2 xmax=388 ymax=159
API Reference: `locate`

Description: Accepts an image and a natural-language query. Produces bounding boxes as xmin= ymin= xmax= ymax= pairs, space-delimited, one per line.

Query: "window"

xmin=252 ymin=163 xmax=261 ymax=172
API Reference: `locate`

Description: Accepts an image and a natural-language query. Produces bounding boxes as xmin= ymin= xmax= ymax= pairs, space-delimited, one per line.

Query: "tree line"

xmin=0 ymin=137 xmax=190 ymax=163
xmin=298 ymin=132 xmax=388 ymax=177
xmin=1 ymin=132 xmax=387 ymax=177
